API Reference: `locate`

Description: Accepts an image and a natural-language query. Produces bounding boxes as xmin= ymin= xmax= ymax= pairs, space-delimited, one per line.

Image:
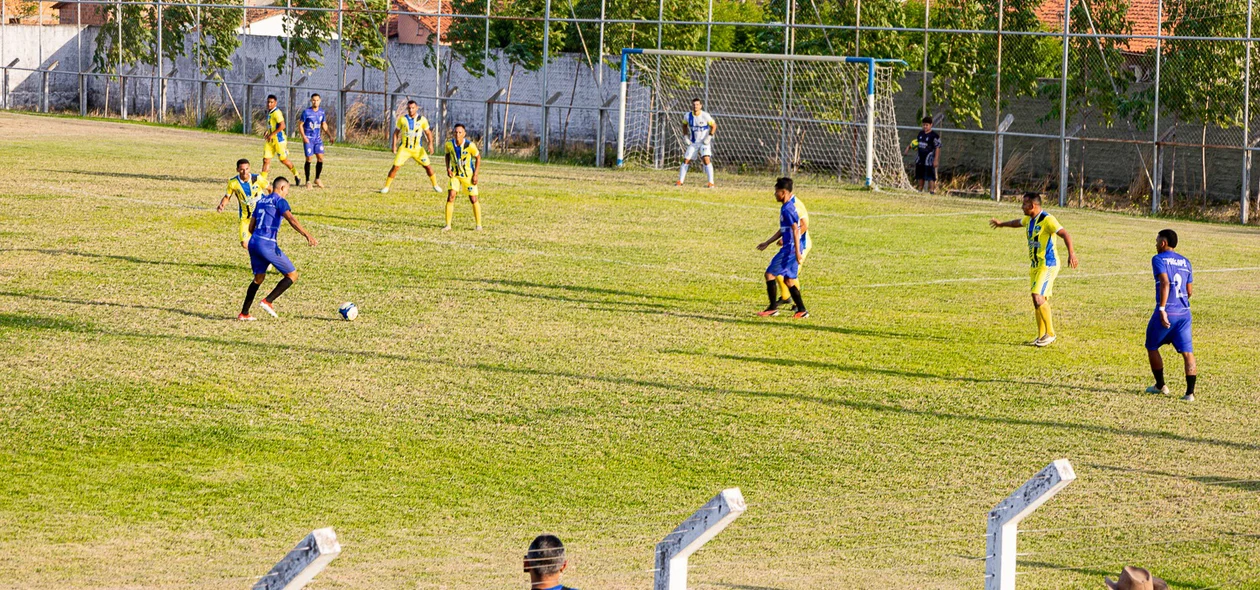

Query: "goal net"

xmin=616 ymin=49 xmax=911 ymax=190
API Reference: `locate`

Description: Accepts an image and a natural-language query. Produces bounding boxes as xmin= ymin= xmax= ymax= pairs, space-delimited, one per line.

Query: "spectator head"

xmin=774 ymin=177 xmax=793 ymax=202
xmin=1157 ymin=229 xmax=1178 ymax=250
xmin=1104 ymin=566 xmax=1167 ymax=590
xmin=523 ymin=534 xmax=567 ymax=586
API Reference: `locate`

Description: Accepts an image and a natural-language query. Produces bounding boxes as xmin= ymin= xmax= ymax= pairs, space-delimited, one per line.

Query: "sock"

xmin=445 ymin=201 xmax=454 ymax=227
xmin=304 ymin=161 xmax=311 ymax=183
xmin=384 ymin=176 xmax=395 ymax=189
xmin=1186 ymin=374 xmax=1197 ymax=396
xmin=679 ymin=163 xmax=689 ymax=183
xmin=1035 ymin=306 xmax=1047 ymax=338
xmin=775 ymin=276 xmax=790 ymax=301
xmin=765 ymin=280 xmax=778 ymax=308
xmin=788 ymin=285 xmax=806 ymax=313
xmin=704 ymin=164 xmax=714 ymax=184
xmin=288 ymin=163 xmax=299 ymax=178
xmin=265 ymin=277 xmax=293 ymax=303
xmin=1152 ymin=367 xmax=1165 ymax=388
xmin=428 ymin=173 xmax=439 ymax=188
xmin=1041 ymin=303 xmax=1055 ymax=336
xmin=472 ymin=201 xmax=482 ymax=226
xmin=315 ymin=161 xmax=323 ymax=180
xmin=241 ymin=282 xmax=260 ymax=316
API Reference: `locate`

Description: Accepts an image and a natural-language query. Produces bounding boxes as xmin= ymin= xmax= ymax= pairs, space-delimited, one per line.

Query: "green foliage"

xmin=1041 ymin=0 xmax=1132 ymax=126
xmin=710 ymin=0 xmax=765 ymax=53
xmin=274 ymin=0 xmax=337 ymax=75
xmin=92 ymin=0 xmax=156 ymax=75
xmin=341 ymin=0 xmax=390 ymax=70
xmin=94 ymin=0 xmax=241 ymax=79
xmin=443 ymin=0 xmax=569 ymax=78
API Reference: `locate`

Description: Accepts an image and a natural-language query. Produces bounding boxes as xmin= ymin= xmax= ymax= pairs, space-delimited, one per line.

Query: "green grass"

xmin=1 ymin=112 xmax=1259 ymax=590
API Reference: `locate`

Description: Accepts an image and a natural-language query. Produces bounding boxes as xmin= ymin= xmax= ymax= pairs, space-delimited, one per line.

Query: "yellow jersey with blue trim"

xmin=793 ymin=196 xmax=810 ymax=253
xmin=266 ymin=108 xmax=286 ymax=144
xmin=396 ymin=115 xmax=430 ymax=151
xmin=1021 ymin=211 xmax=1064 ymax=269
xmin=225 ymin=172 xmax=268 ymax=242
xmin=445 ymin=138 xmax=479 ymax=178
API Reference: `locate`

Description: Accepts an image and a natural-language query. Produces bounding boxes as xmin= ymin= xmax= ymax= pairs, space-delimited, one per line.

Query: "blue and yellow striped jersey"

xmin=1022 ymin=211 xmax=1063 ymax=268
xmin=225 ymin=172 xmax=268 ymax=242
xmin=445 ymin=138 xmax=479 ymax=177
xmin=267 ymin=108 xmax=286 ymax=143
xmin=396 ymin=115 xmax=430 ymax=151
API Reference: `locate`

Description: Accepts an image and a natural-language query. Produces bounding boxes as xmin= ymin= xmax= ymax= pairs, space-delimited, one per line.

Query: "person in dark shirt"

xmin=904 ymin=115 xmax=941 ymax=193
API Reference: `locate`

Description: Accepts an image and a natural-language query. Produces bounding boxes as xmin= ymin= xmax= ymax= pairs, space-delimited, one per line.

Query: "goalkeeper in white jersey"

xmin=677 ymin=98 xmax=717 ymax=188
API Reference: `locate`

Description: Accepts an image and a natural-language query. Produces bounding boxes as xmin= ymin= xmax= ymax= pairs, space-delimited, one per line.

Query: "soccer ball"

xmin=338 ymin=302 xmax=358 ymax=321
xmin=910 ymin=139 xmax=919 ymax=148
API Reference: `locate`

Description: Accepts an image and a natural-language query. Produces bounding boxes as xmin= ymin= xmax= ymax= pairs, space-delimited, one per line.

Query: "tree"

xmin=1042 ymin=0 xmax=1133 ymax=127
xmin=274 ymin=0 xmax=388 ymax=75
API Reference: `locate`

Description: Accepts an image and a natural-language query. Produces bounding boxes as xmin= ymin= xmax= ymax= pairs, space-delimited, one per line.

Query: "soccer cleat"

xmin=1181 ymin=393 xmax=1196 ymax=402
xmin=432 ymin=184 xmax=444 ymax=193
xmin=259 ymin=299 xmax=278 ymax=318
xmin=379 ymin=187 xmax=390 ymax=194
xmin=756 ymin=308 xmax=780 ymax=317
xmin=441 ymin=225 xmax=452 ymax=232
xmin=676 ymin=180 xmax=684 ymax=186
xmin=1034 ymin=334 xmax=1056 ymax=347
xmin=236 ymin=313 xmax=257 ymax=321
xmin=706 ymin=182 xmax=715 ymax=188
xmin=1145 ymin=384 xmax=1170 ymax=395
xmin=475 ymin=225 xmax=483 ymax=231
xmin=792 ymin=310 xmax=810 ymax=319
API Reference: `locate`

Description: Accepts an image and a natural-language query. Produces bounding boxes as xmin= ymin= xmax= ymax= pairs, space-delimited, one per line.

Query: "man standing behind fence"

xmin=300 ymin=94 xmax=331 ymax=188
xmin=523 ymin=535 xmax=577 ymax=590
xmin=263 ymin=95 xmax=301 ymax=185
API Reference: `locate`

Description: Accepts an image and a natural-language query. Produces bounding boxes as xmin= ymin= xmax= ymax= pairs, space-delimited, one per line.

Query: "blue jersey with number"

xmin=250 ymin=193 xmax=291 ymax=244
xmin=779 ymin=196 xmax=802 ymax=254
xmin=1152 ymin=251 xmax=1192 ymax=315
xmin=300 ymin=107 xmax=325 ymax=140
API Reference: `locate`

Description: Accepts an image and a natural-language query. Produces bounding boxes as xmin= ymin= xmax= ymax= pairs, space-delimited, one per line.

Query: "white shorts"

xmin=684 ymin=142 xmax=712 ymax=160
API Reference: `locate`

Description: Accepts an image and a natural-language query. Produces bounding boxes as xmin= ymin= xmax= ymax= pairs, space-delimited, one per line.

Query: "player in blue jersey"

xmin=299 ymin=94 xmax=331 ymax=188
xmin=756 ymin=177 xmax=808 ymax=318
xmin=238 ymin=177 xmax=317 ymax=320
xmin=1145 ymin=229 xmax=1197 ymax=401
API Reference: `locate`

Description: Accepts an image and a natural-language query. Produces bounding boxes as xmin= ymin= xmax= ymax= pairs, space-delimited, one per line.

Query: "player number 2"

xmin=1171 ymin=273 xmax=1184 ymax=299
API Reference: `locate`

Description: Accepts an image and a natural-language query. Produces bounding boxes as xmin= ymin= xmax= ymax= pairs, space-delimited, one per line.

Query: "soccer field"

xmin=2 ymin=112 xmax=1259 ymax=590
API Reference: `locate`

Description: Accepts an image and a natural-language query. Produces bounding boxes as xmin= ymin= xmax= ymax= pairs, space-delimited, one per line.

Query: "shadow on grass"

xmin=2 ymin=248 xmax=239 ymax=272
xmin=1020 ymin=559 xmax=1222 ymax=590
xmin=47 ymin=169 xmax=222 ymax=184
xmin=1085 ymin=464 xmax=1260 ymax=492
xmin=10 ymin=311 xmax=1259 ymax=453
xmin=0 ymin=292 xmax=224 ymax=320
xmin=473 ymin=281 xmax=947 ymax=343
xmin=687 ymin=351 xmax=1130 ymax=395
xmin=0 ymin=312 xmax=93 ymax=332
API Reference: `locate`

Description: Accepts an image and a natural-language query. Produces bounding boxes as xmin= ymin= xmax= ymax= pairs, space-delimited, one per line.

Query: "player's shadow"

xmin=0 ymin=292 xmax=223 ymax=321
xmin=47 ymin=169 xmax=222 ymax=184
xmin=689 ymin=351 xmax=1129 ymax=395
xmin=11 ymin=313 xmax=1259 ymax=453
xmin=2 ymin=248 xmax=239 ymax=272
xmin=471 ymin=280 xmax=944 ymax=342
xmin=1019 ymin=559 xmax=1222 ymax=589
xmin=1085 ymin=464 xmax=1260 ymax=492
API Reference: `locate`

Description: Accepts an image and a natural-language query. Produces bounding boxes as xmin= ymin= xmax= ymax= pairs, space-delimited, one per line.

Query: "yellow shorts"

xmin=1030 ymin=265 xmax=1060 ymax=297
xmin=264 ymin=140 xmax=288 ymax=160
xmin=448 ymin=176 xmax=479 ymax=196
xmin=394 ymin=147 xmax=431 ymax=167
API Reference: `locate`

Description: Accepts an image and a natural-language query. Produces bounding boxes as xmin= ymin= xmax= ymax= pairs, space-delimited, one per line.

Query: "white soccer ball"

xmin=338 ymin=302 xmax=358 ymax=321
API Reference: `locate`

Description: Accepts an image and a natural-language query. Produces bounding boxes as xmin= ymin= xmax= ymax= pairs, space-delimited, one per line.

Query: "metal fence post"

xmin=289 ymin=75 xmax=307 ymax=129
xmin=1058 ymin=0 xmax=1071 ymax=207
xmin=484 ymin=88 xmax=505 ymax=157
xmin=540 ymin=91 xmax=561 ymax=163
xmin=596 ymin=95 xmax=616 ymax=167
xmin=156 ymin=3 xmax=164 ymax=123
xmin=921 ymin=0 xmax=930 ymax=118
xmin=245 ymin=73 xmax=263 ymax=135
xmin=1243 ymin=0 xmax=1254 ymax=224
xmin=993 ymin=114 xmax=1013 ymax=200
xmin=438 ymin=86 xmax=459 ymax=149
xmin=42 ymin=61 xmax=59 ymax=113
xmin=336 ymin=0 xmax=345 ymax=142
xmin=1151 ymin=0 xmax=1163 ymax=214
xmin=540 ymin=0 xmax=552 ymax=162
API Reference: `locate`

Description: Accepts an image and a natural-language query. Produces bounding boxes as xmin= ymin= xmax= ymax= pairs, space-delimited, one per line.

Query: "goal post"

xmin=616 ymin=48 xmax=911 ymax=189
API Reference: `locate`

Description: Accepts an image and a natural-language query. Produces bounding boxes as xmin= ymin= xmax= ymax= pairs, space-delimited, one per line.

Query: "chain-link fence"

xmin=2 ymin=0 xmax=1258 ymax=222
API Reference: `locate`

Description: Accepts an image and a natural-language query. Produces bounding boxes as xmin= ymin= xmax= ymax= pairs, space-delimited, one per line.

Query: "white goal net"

xmin=616 ymin=50 xmax=911 ymax=189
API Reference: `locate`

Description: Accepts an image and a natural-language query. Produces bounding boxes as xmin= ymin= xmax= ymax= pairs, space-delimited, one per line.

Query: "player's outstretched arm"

xmin=1057 ymin=228 xmax=1079 ymax=268
xmin=757 ymin=230 xmax=783 ymax=251
xmin=217 ymin=194 xmax=231 ymax=213
xmin=989 ymin=218 xmax=1021 ymax=228
xmin=283 ymin=211 xmax=318 ymax=247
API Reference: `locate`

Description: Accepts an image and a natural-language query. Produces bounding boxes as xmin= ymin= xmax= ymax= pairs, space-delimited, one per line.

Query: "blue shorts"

xmin=1145 ymin=312 xmax=1193 ymax=353
xmin=766 ymin=248 xmax=799 ymax=280
xmin=248 ymin=239 xmax=296 ymax=275
xmin=303 ymin=138 xmax=324 ymax=158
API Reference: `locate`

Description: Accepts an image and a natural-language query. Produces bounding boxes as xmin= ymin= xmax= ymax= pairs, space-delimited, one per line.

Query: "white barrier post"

xmin=251 ymin=527 xmax=342 ymax=590
xmin=985 ymin=459 xmax=1076 ymax=590
xmin=654 ymin=488 xmax=746 ymax=590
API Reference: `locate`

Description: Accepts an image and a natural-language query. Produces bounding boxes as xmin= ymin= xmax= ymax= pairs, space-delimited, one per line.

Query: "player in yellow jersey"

xmin=380 ymin=100 xmax=443 ymax=194
xmin=775 ymin=195 xmax=810 ymax=310
xmin=443 ymin=123 xmax=483 ymax=231
xmin=262 ymin=95 xmax=301 ymax=185
xmin=990 ymin=192 xmax=1079 ymax=347
xmin=217 ymin=158 xmax=268 ymax=249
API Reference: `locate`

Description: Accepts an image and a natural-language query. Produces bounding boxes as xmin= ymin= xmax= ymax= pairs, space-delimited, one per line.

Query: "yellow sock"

xmin=288 ymin=164 xmax=299 ymax=178
xmin=384 ymin=176 xmax=395 ymax=189
xmin=472 ymin=202 xmax=482 ymax=226
xmin=444 ymin=201 xmax=454 ymax=227
xmin=1035 ymin=306 xmax=1047 ymax=338
xmin=1041 ymin=303 xmax=1055 ymax=336
xmin=775 ymin=276 xmax=789 ymax=299
xmin=429 ymin=173 xmax=439 ymax=188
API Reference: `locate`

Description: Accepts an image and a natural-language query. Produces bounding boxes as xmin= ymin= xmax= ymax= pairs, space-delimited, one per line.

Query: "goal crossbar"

xmin=616 ymin=48 xmax=907 ymax=187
